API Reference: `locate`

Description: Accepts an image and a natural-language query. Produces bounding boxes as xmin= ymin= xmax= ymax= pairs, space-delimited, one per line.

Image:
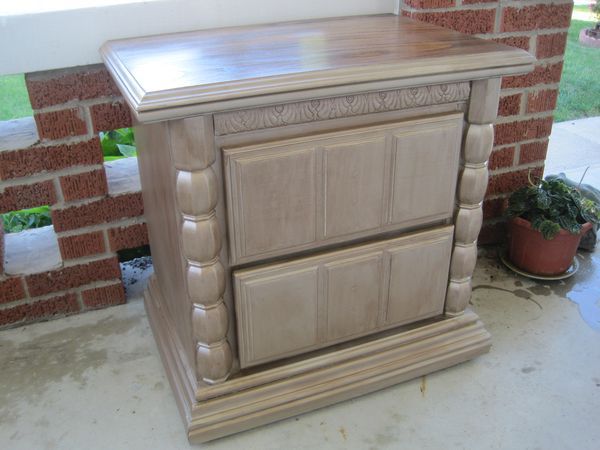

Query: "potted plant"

xmin=504 ymin=176 xmax=600 ymax=276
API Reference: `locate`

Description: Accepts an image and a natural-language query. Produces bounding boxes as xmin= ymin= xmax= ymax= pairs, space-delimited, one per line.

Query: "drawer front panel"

xmin=224 ymin=114 xmax=462 ymax=265
xmin=234 ymin=226 xmax=454 ymax=368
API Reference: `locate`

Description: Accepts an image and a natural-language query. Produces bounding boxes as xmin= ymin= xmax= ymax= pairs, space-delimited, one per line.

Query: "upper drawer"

xmin=223 ymin=114 xmax=462 ymax=265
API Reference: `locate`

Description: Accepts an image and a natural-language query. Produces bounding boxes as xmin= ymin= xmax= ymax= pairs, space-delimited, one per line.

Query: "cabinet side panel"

xmin=134 ymin=121 xmax=195 ymax=373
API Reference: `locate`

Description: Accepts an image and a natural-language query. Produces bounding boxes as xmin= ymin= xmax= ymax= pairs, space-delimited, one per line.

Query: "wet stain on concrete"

xmin=0 ymin=314 xmax=143 ymax=425
xmin=473 ymin=285 xmax=543 ymax=310
xmin=528 ymin=285 xmax=552 ymax=296
xmin=521 ymin=366 xmax=536 ymax=374
xmin=537 ymin=252 xmax=600 ymax=331
xmin=420 ymin=376 xmax=427 ymax=397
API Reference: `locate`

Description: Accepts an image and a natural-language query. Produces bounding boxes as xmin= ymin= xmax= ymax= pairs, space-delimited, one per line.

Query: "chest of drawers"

xmin=102 ymin=14 xmax=534 ymax=442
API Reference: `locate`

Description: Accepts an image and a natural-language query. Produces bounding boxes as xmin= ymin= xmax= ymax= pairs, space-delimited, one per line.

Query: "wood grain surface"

xmin=101 ymin=14 xmax=534 ymax=118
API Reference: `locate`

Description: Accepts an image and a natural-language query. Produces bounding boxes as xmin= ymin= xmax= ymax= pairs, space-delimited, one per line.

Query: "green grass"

xmin=554 ymin=10 xmax=600 ymax=122
xmin=0 ymin=74 xmax=33 ymax=120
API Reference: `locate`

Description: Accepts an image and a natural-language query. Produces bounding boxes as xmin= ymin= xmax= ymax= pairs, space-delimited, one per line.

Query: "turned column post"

xmin=170 ymin=116 xmax=233 ymax=384
xmin=445 ymin=78 xmax=501 ymax=315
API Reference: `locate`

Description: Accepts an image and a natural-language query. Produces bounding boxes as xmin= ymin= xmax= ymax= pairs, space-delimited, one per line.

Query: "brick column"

xmin=400 ymin=0 xmax=572 ymax=243
xmin=0 ymin=65 xmax=149 ymax=328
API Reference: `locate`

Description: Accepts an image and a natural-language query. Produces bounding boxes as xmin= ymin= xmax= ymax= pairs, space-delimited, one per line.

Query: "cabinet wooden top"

xmin=101 ymin=14 xmax=534 ymax=121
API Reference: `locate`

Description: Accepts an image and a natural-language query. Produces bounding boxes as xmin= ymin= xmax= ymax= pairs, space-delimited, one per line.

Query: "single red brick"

xmin=497 ymin=94 xmax=521 ymax=117
xmin=60 ymin=169 xmax=108 ymax=202
xmin=409 ymin=9 xmax=495 ymax=34
xmin=51 ymin=193 xmax=144 ymax=232
xmin=502 ymin=62 xmax=564 ymax=89
xmin=0 ymin=138 xmax=103 ymax=180
xmin=494 ymin=117 xmax=554 ymax=146
xmin=25 ymin=257 xmax=121 ymax=297
xmin=404 ymin=0 xmax=455 ymax=8
xmin=107 ymin=223 xmax=149 ymax=252
xmin=520 ymin=140 xmax=549 ymax=165
xmin=0 ymin=293 xmax=80 ymax=328
xmin=0 ymin=277 xmax=26 ymax=304
xmin=25 ymin=66 xmax=121 ymax=110
xmin=90 ymin=101 xmax=132 ymax=133
xmin=82 ymin=283 xmax=126 ymax=309
xmin=478 ymin=221 xmax=506 ymax=245
xmin=492 ymin=35 xmax=531 ymax=52
xmin=526 ymin=89 xmax=559 ymax=114
xmin=483 ymin=198 xmax=506 ymax=220
xmin=536 ymin=33 xmax=568 ymax=59
xmin=34 ymin=108 xmax=87 ymax=141
xmin=0 ymin=180 xmax=56 ymax=214
xmin=501 ymin=4 xmax=573 ymax=32
xmin=488 ymin=147 xmax=515 ymax=170
xmin=486 ymin=166 xmax=544 ymax=196
xmin=58 ymin=231 xmax=106 ymax=260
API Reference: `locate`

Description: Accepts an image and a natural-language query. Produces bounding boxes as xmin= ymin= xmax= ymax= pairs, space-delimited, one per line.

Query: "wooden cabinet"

xmin=224 ymin=115 xmax=462 ymax=264
xmin=234 ymin=227 xmax=453 ymax=367
xmin=101 ymin=13 xmax=534 ymax=443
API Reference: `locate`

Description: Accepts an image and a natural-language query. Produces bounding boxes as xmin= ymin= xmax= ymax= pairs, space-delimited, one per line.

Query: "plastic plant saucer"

xmin=498 ymin=248 xmax=579 ymax=281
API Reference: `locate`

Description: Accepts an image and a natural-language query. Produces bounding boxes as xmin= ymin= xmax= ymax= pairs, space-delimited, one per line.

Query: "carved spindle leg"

xmin=171 ymin=116 xmax=233 ymax=384
xmin=446 ymin=78 xmax=501 ymax=315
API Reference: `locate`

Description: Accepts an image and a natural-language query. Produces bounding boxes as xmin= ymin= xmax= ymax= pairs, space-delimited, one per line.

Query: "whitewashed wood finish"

xmin=102 ymin=15 xmax=535 ymax=443
xmin=173 ymin=116 xmax=233 ymax=384
xmin=234 ymin=227 xmax=453 ymax=368
xmin=224 ymin=114 xmax=462 ymax=265
xmin=445 ymin=77 xmax=501 ymax=315
xmin=100 ymin=15 xmax=534 ymax=121
xmin=214 ymin=83 xmax=470 ymax=134
xmin=145 ymin=278 xmax=490 ymax=443
xmin=134 ymin=121 xmax=196 ymax=371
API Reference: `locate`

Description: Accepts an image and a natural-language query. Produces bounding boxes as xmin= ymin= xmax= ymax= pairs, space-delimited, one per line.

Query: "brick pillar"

xmin=400 ymin=0 xmax=572 ymax=244
xmin=0 ymin=65 xmax=149 ymax=328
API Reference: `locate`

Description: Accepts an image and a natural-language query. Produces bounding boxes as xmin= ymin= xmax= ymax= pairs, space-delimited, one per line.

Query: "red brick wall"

xmin=400 ymin=0 xmax=572 ymax=243
xmin=0 ymin=65 xmax=147 ymax=328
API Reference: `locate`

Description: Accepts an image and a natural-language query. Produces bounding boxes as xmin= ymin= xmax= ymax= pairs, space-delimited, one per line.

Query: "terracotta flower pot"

xmin=507 ymin=217 xmax=593 ymax=276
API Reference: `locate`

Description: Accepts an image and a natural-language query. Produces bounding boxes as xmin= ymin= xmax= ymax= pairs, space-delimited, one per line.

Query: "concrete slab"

xmin=1 ymin=248 xmax=599 ymax=449
xmin=546 ymin=117 xmax=600 ymax=188
xmin=4 ymin=225 xmax=61 ymax=275
xmin=105 ymin=157 xmax=141 ymax=196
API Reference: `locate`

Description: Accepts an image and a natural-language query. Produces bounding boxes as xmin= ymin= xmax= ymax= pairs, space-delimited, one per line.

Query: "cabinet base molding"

xmin=145 ymin=275 xmax=491 ymax=443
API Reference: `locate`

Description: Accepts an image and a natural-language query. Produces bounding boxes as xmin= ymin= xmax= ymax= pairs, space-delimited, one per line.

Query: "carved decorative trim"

xmin=214 ymin=82 xmax=470 ymax=135
xmin=171 ymin=116 xmax=233 ymax=384
xmin=445 ymin=78 xmax=500 ymax=316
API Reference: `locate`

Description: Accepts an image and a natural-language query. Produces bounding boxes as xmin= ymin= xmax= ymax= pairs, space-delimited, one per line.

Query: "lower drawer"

xmin=233 ymin=226 xmax=454 ymax=368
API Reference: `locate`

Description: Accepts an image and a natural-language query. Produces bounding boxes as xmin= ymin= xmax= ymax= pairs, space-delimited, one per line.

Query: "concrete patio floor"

xmin=1 ymin=250 xmax=599 ymax=450
xmin=1 ymin=118 xmax=599 ymax=449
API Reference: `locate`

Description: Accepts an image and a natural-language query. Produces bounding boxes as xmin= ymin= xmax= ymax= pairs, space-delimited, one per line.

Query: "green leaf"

xmin=100 ymin=127 xmax=136 ymax=157
xmin=116 ymin=144 xmax=137 ymax=158
xmin=100 ymin=133 xmax=121 ymax=156
xmin=539 ymin=220 xmax=561 ymax=240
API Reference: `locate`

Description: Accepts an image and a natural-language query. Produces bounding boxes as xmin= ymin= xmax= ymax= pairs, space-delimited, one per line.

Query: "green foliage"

xmin=0 ymin=74 xmax=33 ymax=120
xmin=505 ymin=176 xmax=600 ymax=240
xmin=555 ymin=14 xmax=600 ymax=122
xmin=99 ymin=128 xmax=137 ymax=159
xmin=2 ymin=206 xmax=52 ymax=233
